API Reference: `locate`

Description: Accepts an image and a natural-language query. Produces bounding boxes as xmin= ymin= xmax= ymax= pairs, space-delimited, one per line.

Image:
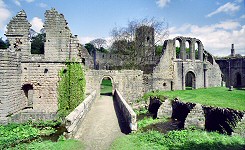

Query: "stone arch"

xmin=175 ymin=37 xmax=183 ymax=59
xmin=185 ymin=39 xmax=191 ymax=59
xmin=22 ymin=84 xmax=34 ymax=108
xmin=100 ymin=75 xmax=115 ymax=95
xmin=185 ymin=71 xmax=196 ymax=90
xmin=235 ymin=72 xmax=242 ymax=87
xmin=195 ymin=40 xmax=203 ymax=61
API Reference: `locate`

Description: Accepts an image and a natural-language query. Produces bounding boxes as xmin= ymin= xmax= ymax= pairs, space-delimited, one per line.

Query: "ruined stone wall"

xmin=152 ymin=37 xmax=222 ymax=91
xmin=0 ymin=9 xmax=89 ymax=124
xmin=151 ymin=40 xmax=175 ymax=91
xmin=215 ymin=58 xmax=245 ymax=87
xmin=85 ymin=70 xmax=144 ymax=103
xmin=0 ymin=50 xmax=22 ymax=123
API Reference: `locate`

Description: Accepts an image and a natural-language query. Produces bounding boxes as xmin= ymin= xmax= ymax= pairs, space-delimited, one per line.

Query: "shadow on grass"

xmin=100 ymin=92 xmax=112 ymax=96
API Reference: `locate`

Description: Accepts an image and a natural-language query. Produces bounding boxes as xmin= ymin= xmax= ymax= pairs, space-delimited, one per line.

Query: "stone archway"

xmin=235 ymin=72 xmax=242 ymax=87
xmin=185 ymin=71 xmax=196 ymax=90
xmin=100 ymin=76 xmax=114 ymax=96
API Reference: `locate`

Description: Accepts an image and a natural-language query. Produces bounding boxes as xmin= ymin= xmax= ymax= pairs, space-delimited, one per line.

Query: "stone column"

xmin=180 ymin=39 xmax=186 ymax=60
xmin=190 ymin=40 xmax=195 ymax=60
xmin=198 ymin=43 xmax=203 ymax=61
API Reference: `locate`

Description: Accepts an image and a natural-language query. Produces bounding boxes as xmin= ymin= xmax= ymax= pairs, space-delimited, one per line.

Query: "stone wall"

xmin=215 ymin=58 xmax=245 ymax=87
xmin=232 ymin=114 xmax=245 ymax=138
xmin=157 ymin=99 xmax=172 ymax=119
xmin=65 ymin=90 xmax=97 ymax=138
xmin=114 ymin=89 xmax=137 ymax=131
xmin=85 ymin=70 xmax=144 ymax=104
xmin=0 ymin=50 xmax=22 ymax=123
xmin=184 ymin=103 xmax=205 ymax=129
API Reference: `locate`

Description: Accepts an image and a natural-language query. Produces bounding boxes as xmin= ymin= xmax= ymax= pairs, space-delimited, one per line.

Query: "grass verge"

xmin=100 ymin=79 xmax=112 ymax=94
xmin=110 ymin=130 xmax=245 ymax=150
xmin=143 ymin=87 xmax=245 ymax=111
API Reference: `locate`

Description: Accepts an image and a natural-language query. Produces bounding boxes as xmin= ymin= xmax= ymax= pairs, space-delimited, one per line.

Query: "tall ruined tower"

xmin=135 ymin=26 xmax=155 ymax=59
xmin=231 ymin=44 xmax=235 ymax=57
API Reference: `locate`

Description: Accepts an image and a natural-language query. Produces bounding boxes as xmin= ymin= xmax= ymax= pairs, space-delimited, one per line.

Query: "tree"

xmin=110 ymin=17 xmax=169 ymax=66
xmin=0 ymin=38 xmax=9 ymax=49
xmin=84 ymin=43 xmax=95 ymax=55
xmin=31 ymin=33 xmax=46 ymax=54
xmin=90 ymin=38 xmax=107 ymax=50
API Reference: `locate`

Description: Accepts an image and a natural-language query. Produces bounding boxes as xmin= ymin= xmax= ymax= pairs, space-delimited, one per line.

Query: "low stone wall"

xmin=65 ymin=90 xmax=97 ymax=138
xmin=157 ymin=99 xmax=172 ymax=119
xmin=184 ymin=103 xmax=205 ymax=129
xmin=233 ymin=114 xmax=245 ymax=138
xmin=114 ymin=89 xmax=137 ymax=131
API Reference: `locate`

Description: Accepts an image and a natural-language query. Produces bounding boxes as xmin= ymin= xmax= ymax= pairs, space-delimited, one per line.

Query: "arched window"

xmin=185 ymin=41 xmax=190 ymax=59
xmin=175 ymin=39 xmax=181 ymax=59
xmin=195 ymin=42 xmax=199 ymax=60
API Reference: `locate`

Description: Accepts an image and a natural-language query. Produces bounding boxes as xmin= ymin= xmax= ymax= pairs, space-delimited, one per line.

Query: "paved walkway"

xmin=74 ymin=95 xmax=129 ymax=150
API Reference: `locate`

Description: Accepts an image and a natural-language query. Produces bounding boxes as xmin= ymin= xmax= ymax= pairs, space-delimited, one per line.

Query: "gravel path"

xmin=74 ymin=95 xmax=129 ymax=150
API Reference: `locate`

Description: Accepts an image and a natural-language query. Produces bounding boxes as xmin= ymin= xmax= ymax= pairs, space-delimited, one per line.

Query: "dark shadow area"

xmin=100 ymin=92 xmax=112 ymax=96
xmin=171 ymin=100 xmax=196 ymax=128
xmin=148 ymin=97 xmax=162 ymax=119
xmin=141 ymin=118 xmax=181 ymax=134
xmin=112 ymin=96 xmax=131 ymax=134
xmin=203 ymin=106 xmax=244 ymax=135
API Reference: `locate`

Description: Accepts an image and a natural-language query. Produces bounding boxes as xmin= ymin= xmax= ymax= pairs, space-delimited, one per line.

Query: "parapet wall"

xmin=65 ymin=90 xmax=97 ymax=138
xmin=114 ymin=89 xmax=137 ymax=131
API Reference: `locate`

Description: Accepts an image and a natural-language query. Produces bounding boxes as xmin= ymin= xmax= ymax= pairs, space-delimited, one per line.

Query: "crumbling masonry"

xmin=0 ymin=9 xmax=222 ymax=124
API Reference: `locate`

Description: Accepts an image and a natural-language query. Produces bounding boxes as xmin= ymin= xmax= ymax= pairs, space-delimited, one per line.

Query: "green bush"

xmin=58 ymin=60 xmax=86 ymax=119
xmin=0 ymin=120 xmax=58 ymax=149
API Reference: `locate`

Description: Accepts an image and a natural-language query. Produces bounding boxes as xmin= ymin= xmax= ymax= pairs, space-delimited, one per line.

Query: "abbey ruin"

xmin=0 ymin=9 xmax=232 ymax=124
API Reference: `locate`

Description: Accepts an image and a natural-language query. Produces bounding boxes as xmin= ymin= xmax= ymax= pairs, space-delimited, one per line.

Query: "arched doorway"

xmin=100 ymin=77 xmax=113 ymax=95
xmin=185 ymin=71 xmax=196 ymax=90
xmin=22 ymin=84 xmax=33 ymax=108
xmin=235 ymin=72 xmax=242 ymax=87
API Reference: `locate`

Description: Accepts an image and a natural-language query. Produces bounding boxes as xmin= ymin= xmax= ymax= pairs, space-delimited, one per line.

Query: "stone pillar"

xmin=157 ymin=99 xmax=172 ymax=118
xmin=198 ymin=43 xmax=203 ymax=61
xmin=184 ymin=104 xmax=205 ymax=129
xmin=190 ymin=40 xmax=195 ymax=60
xmin=180 ymin=39 xmax=186 ymax=60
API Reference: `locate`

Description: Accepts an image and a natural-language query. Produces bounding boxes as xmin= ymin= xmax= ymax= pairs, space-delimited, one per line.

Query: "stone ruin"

xmin=0 ymin=9 xmax=223 ymax=124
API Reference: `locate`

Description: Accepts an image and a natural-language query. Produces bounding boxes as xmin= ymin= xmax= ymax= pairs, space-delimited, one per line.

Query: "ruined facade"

xmin=215 ymin=44 xmax=245 ymax=88
xmin=0 ymin=9 xmax=222 ymax=124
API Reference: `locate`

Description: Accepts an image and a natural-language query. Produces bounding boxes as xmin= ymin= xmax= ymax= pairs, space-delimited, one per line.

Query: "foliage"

xmin=137 ymin=117 xmax=167 ymax=130
xmin=0 ymin=120 xmax=59 ymax=149
xmin=0 ymin=38 xmax=9 ymax=49
xmin=58 ymin=60 xmax=86 ymax=119
xmin=155 ymin=45 xmax=163 ymax=56
xmin=110 ymin=130 xmax=245 ymax=150
xmin=9 ymin=139 xmax=84 ymax=150
xmin=143 ymin=87 xmax=245 ymax=111
xmin=84 ymin=43 xmax=95 ymax=55
xmin=31 ymin=33 xmax=46 ymax=54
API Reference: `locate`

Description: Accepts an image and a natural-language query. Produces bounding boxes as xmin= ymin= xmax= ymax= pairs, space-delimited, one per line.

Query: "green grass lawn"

xmin=9 ymin=139 xmax=84 ymax=150
xmin=100 ymin=79 xmax=112 ymax=95
xmin=144 ymin=87 xmax=245 ymax=111
xmin=110 ymin=130 xmax=245 ymax=150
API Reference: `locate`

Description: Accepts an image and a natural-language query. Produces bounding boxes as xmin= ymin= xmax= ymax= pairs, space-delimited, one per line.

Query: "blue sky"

xmin=0 ymin=0 xmax=244 ymax=56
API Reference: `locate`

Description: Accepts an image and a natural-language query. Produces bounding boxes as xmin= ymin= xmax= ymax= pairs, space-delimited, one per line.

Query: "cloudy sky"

xmin=0 ymin=0 xmax=244 ymax=56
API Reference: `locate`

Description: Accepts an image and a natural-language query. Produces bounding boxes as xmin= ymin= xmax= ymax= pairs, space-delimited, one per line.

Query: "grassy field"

xmin=100 ymin=79 xmax=112 ymax=95
xmin=143 ymin=87 xmax=245 ymax=111
xmin=9 ymin=139 xmax=84 ymax=150
xmin=110 ymin=130 xmax=245 ymax=150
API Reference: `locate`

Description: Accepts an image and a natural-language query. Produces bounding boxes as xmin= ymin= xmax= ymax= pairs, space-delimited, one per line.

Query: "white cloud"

xmin=39 ymin=3 xmax=47 ymax=8
xmin=240 ymin=14 xmax=245 ymax=19
xmin=156 ymin=0 xmax=171 ymax=8
xmin=0 ymin=0 xmax=11 ymax=30
xmin=14 ymin=0 xmax=21 ymax=6
xmin=30 ymin=17 xmax=43 ymax=33
xmin=206 ymin=2 xmax=240 ymax=17
xmin=26 ymin=0 xmax=35 ymax=3
xmin=169 ymin=21 xmax=245 ymax=56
